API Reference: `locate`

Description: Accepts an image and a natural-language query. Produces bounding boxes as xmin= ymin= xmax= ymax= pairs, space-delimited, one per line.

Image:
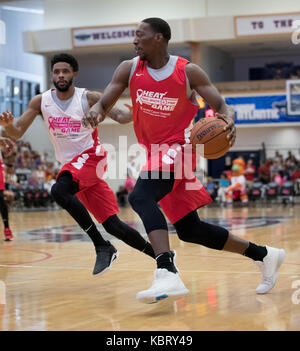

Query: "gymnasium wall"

xmin=42 ymin=0 xmax=300 ymax=29
xmin=43 ymin=0 xmax=207 ymax=29
xmin=234 ymin=126 xmax=300 ymax=159
xmin=206 ymin=0 xmax=300 ymax=16
xmin=0 ymin=7 xmax=44 ymax=75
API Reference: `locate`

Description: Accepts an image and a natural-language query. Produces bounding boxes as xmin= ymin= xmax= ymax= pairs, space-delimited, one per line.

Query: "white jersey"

xmin=41 ymin=88 xmax=99 ymax=165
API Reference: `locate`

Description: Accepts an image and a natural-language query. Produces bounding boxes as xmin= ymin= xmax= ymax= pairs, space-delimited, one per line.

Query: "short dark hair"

xmin=51 ymin=53 xmax=79 ymax=72
xmin=142 ymin=17 xmax=171 ymax=42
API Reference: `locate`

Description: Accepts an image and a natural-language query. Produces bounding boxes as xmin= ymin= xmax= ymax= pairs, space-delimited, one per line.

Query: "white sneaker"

xmin=255 ymin=245 xmax=286 ymax=294
xmin=136 ymin=268 xmax=189 ymax=304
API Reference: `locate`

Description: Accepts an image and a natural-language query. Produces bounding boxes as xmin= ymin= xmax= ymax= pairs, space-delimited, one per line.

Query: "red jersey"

xmin=130 ymin=56 xmax=199 ymax=152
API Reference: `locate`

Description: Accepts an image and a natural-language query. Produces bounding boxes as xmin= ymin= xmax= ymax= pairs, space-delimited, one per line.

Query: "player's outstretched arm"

xmin=87 ymin=90 xmax=133 ymax=124
xmin=106 ymin=103 xmax=133 ymax=124
xmin=186 ymin=63 xmax=236 ymax=146
xmin=0 ymin=94 xmax=42 ymax=140
xmin=82 ymin=60 xmax=132 ymax=128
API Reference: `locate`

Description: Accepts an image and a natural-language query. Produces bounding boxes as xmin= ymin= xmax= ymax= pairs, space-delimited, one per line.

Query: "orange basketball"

xmin=190 ymin=117 xmax=231 ymax=159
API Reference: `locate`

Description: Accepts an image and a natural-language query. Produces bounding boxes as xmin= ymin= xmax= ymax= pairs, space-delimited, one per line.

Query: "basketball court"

xmin=0 ymin=203 xmax=299 ymax=331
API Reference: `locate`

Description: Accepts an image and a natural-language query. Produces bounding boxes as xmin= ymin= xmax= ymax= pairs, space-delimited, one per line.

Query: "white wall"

xmin=201 ymin=44 xmax=234 ymax=82
xmin=233 ymin=125 xmax=300 ymax=159
xmin=43 ymin=0 xmax=206 ymax=29
xmin=43 ymin=0 xmax=300 ymax=30
xmin=206 ymin=0 xmax=300 ymax=16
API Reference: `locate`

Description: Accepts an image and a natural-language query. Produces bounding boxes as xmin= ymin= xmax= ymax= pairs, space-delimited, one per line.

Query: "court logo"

xmin=20 ymin=216 xmax=290 ymax=243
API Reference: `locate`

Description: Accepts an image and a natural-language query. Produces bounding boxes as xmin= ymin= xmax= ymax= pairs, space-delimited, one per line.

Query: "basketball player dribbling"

xmin=83 ymin=18 xmax=286 ymax=303
xmin=0 ymin=53 xmax=155 ymax=275
xmin=0 ymin=136 xmax=15 ymax=241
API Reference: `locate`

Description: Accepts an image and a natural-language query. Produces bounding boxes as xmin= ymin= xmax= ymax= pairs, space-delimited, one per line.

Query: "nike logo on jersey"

xmin=136 ymin=73 xmax=144 ymax=76
xmin=44 ymin=105 xmax=51 ymax=108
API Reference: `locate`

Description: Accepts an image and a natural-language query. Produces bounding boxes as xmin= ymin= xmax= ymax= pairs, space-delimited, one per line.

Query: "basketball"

xmin=190 ymin=117 xmax=231 ymax=159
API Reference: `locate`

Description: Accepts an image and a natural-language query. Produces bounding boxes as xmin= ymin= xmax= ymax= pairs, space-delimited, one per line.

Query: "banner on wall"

xmin=234 ymin=13 xmax=300 ymax=37
xmin=72 ymin=25 xmax=137 ymax=47
xmin=225 ymin=94 xmax=300 ymax=124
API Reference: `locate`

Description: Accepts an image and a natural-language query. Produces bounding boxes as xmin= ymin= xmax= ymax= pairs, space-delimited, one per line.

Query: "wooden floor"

xmin=0 ymin=203 xmax=300 ymax=331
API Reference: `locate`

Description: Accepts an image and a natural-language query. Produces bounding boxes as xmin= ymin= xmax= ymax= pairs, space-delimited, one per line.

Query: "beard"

xmin=53 ymin=78 xmax=73 ymax=92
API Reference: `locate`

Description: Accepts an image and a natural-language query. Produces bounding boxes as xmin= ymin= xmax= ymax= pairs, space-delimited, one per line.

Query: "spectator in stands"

xmin=285 ymin=159 xmax=297 ymax=178
xmin=273 ymin=68 xmax=284 ymax=80
xmin=217 ymin=172 xmax=229 ymax=204
xmin=244 ymin=159 xmax=256 ymax=188
xmin=289 ymin=66 xmax=300 ymax=79
xmin=273 ymin=150 xmax=282 ymax=163
xmin=116 ymin=173 xmax=136 ymax=207
xmin=274 ymin=170 xmax=287 ymax=187
xmin=44 ymin=162 xmax=56 ymax=181
xmin=4 ymin=164 xmax=20 ymax=207
xmin=270 ymin=160 xmax=282 ymax=181
xmin=33 ymin=164 xmax=46 ymax=185
xmin=33 ymin=152 xmax=42 ymax=168
xmin=291 ymin=165 xmax=300 ymax=195
xmin=258 ymin=161 xmax=271 ymax=184
xmin=286 ymin=151 xmax=297 ymax=164
xmin=291 ymin=166 xmax=300 ymax=181
xmin=205 ymin=177 xmax=217 ymax=200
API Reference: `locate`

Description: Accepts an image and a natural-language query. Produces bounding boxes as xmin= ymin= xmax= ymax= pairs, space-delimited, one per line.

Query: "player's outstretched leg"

xmin=102 ymin=214 xmax=155 ymax=259
xmin=51 ymin=172 xmax=119 ymax=275
xmin=128 ymin=174 xmax=189 ymax=303
xmin=0 ymin=190 xmax=13 ymax=241
xmin=174 ymin=210 xmax=286 ymax=294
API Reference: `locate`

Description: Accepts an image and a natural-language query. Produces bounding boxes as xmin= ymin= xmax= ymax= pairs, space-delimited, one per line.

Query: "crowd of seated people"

xmin=2 ymin=140 xmax=60 ymax=209
xmin=4 ymin=140 xmax=299 ymax=209
xmin=205 ymin=150 xmax=300 ymax=206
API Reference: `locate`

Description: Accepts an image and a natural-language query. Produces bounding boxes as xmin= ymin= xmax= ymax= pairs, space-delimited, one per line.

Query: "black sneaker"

xmin=170 ymin=250 xmax=179 ymax=273
xmin=93 ymin=242 xmax=119 ymax=275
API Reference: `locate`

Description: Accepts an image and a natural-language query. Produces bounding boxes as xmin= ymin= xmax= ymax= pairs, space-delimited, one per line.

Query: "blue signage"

xmin=225 ymin=95 xmax=300 ymax=124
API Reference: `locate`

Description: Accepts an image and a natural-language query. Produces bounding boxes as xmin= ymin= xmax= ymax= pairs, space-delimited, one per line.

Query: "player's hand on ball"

xmin=215 ymin=112 xmax=236 ymax=147
xmin=0 ymin=110 xmax=14 ymax=127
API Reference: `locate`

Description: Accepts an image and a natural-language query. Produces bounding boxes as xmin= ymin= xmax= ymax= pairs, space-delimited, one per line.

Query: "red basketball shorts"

xmin=57 ymin=145 xmax=119 ymax=223
xmin=141 ymin=144 xmax=212 ymax=224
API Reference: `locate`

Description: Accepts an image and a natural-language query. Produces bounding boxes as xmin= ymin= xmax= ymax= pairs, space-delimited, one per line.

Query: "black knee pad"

xmin=51 ymin=182 xmax=68 ymax=208
xmin=174 ymin=211 xmax=229 ymax=250
xmin=128 ymin=190 xmax=145 ymax=212
xmin=0 ymin=190 xmax=5 ymax=204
